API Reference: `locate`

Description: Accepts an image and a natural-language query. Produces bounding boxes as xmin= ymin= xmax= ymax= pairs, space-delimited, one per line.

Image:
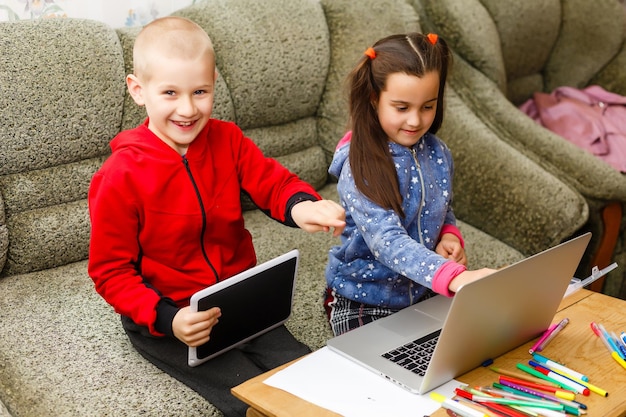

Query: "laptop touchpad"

xmin=378 ymin=311 xmax=442 ymax=336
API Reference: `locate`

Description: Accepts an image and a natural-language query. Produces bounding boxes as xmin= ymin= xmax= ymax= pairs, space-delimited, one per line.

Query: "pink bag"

xmin=520 ymin=85 xmax=626 ymax=173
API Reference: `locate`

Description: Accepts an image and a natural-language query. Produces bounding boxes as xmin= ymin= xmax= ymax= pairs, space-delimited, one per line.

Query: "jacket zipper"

xmin=182 ymin=155 xmax=220 ymax=282
xmin=409 ymin=147 xmax=426 ymax=245
xmin=409 ymin=146 xmax=426 ymax=304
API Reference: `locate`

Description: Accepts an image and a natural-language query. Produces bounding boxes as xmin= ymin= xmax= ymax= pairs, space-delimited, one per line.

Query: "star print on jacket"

xmin=325 ymin=131 xmax=459 ymax=309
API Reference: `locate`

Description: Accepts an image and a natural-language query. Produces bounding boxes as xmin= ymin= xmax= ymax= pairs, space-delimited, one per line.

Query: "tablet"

xmin=188 ymin=250 xmax=299 ymax=367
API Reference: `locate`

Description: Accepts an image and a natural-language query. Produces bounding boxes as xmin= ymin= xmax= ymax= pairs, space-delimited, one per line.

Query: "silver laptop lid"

xmin=327 ymin=233 xmax=591 ymax=394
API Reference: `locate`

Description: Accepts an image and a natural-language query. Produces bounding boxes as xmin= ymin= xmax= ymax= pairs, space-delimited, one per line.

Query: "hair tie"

xmin=426 ymin=33 xmax=438 ymax=45
xmin=364 ymin=47 xmax=376 ymax=60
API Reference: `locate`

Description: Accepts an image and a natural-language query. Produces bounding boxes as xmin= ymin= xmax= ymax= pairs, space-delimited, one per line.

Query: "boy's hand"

xmin=291 ymin=199 xmax=346 ymax=237
xmin=172 ymin=306 xmax=221 ymax=347
xmin=435 ymin=233 xmax=467 ymax=266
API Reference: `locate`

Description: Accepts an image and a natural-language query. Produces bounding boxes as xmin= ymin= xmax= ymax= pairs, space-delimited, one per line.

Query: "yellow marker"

xmin=557 ymin=371 xmax=609 ymax=397
xmin=612 ymin=350 xmax=626 ymax=370
xmin=429 ymin=392 xmax=488 ymax=417
xmin=554 ymin=390 xmax=577 ymax=401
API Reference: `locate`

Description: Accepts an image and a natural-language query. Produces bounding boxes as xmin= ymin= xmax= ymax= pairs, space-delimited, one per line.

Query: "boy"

xmin=88 ymin=16 xmax=345 ymax=417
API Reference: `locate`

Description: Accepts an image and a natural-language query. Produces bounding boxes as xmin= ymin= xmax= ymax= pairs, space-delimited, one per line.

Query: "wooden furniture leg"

xmin=589 ymin=201 xmax=622 ymax=292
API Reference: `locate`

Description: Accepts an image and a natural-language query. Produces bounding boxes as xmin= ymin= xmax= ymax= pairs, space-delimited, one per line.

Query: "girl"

xmin=324 ymin=33 xmax=495 ymax=336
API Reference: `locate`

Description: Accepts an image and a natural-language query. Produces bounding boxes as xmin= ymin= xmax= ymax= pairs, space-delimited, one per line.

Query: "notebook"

xmin=326 ymin=233 xmax=591 ymax=394
xmin=188 ymin=249 xmax=299 ymax=367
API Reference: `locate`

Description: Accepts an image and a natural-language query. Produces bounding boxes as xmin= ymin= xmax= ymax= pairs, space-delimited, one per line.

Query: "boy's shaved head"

xmin=133 ymin=16 xmax=215 ymax=80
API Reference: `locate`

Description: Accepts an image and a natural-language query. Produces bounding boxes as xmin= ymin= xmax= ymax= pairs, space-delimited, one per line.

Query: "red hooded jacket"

xmin=88 ymin=119 xmax=320 ymax=335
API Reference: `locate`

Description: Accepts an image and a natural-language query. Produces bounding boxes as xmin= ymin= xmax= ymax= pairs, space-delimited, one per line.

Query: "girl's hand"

xmin=291 ymin=199 xmax=346 ymax=237
xmin=172 ymin=306 xmax=221 ymax=347
xmin=448 ymin=268 xmax=497 ymax=293
xmin=436 ymin=233 xmax=467 ymax=266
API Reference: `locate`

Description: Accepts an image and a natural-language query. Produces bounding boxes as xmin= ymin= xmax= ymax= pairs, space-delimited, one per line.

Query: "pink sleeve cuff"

xmin=432 ymin=261 xmax=467 ymax=298
xmin=440 ymin=224 xmax=464 ymax=248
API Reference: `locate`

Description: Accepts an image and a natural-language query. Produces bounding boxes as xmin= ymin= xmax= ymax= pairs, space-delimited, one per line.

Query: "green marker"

xmin=516 ymin=363 xmax=569 ymax=389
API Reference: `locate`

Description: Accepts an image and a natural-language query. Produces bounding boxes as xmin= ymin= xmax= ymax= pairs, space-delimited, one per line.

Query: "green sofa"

xmin=410 ymin=0 xmax=626 ymax=298
xmin=0 ymin=0 xmax=588 ymax=415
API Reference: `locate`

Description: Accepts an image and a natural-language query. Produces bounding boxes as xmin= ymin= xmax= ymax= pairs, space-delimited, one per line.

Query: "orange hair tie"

xmin=427 ymin=33 xmax=438 ymax=45
xmin=364 ymin=47 xmax=376 ymax=60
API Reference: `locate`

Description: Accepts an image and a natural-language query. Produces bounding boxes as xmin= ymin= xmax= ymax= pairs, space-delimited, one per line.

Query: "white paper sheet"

xmin=263 ymin=347 xmax=462 ymax=417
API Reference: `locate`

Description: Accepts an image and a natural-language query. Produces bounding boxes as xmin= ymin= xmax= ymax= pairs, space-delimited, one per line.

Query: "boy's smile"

xmin=127 ymin=53 xmax=217 ymax=155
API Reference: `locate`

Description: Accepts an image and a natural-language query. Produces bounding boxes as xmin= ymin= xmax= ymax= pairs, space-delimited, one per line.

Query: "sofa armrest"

xmin=450 ymin=57 xmax=626 ymax=203
xmin=591 ymin=44 xmax=626 ymax=98
xmin=441 ymin=87 xmax=589 ymax=256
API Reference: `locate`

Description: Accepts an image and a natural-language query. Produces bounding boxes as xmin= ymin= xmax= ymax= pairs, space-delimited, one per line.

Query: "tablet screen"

xmin=189 ymin=251 xmax=298 ymax=366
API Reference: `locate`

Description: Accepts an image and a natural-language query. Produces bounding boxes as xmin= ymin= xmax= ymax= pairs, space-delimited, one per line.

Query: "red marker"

xmin=498 ymin=376 xmax=576 ymax=400
xmin=531 ymin=364 xmax=590 ymax=395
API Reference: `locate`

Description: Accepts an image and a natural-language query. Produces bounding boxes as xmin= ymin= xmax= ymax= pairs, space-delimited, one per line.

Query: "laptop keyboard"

xmin=381 ymin=329 xmax=441 ymax=376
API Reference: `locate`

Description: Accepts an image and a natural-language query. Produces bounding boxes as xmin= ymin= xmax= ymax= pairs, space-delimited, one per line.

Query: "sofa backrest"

xmin=173 ymin=0 xmax=331 ymax=192
xmin=317 ymin=0 xmax=421 ymax=163
xmin=413 ymin=0 xmax=625 ymax=105
xmin=0 ymin=0 xmax=425 ymax=277
xmin=0 ymin=19 xmax=126 ymax=277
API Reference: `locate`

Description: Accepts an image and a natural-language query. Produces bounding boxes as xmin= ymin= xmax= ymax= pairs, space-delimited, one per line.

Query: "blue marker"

xmin=600 ymin=324 xmax=626 ymax=360
xmin=532 ymin=353 xmax=589 ymax=382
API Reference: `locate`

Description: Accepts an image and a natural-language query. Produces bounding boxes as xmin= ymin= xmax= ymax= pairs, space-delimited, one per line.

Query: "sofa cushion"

xmin=0 ymin=158 xmax=105 ymax=276
xmin=0 ymin=19 xmax=125 ymax=277
xmin=173 ymin=0 xmax=329 ymax=130
xmin=410 ymin=0 xmax=508 ymax=96
xmin=416 ymin=0 xmax=625 ymax=105
xmin=172 ymin=0 xmax=332 ymax=194
xmin=317 ymin=0 xmax=421 ymax=162
xmin=0 ymin=192 xmax=6 ymax=273
xmin=543 ymin=0 xmax=624 ymax=93
xmin=0 ymin=183 xmax=523 ymax=416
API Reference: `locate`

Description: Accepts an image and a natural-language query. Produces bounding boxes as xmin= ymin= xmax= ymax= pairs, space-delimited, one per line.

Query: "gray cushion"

xmin=0 ymin=19 xmax=125 ymax=277
xmin=174 ymin=0 xmax=329 ymax=130
xmin=174 ymin=0 xmax=331 ymax=191
xmin=0 ymin=192 xmax=6 ymax=273
xmin=317 ymin=0 xmax=421 ymax=162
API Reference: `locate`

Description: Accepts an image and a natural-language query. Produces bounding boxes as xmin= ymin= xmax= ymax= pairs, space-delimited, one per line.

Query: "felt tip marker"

xmin=532 ymin=353 xmax=589 ymax=382
xmin=611 ymin=331 xmax=626 ymax=360
xmin=535 ymin=318 xmax=569 ymax=352
xmin=498 ymin=375 xmax=576 ymax=400
xmin=454 ymin=388 xmax=565 ymax=411
xmin=480 ymin=384 xmax=581 ymax=416
xmin=489 ymin=366 xmax=560 ymax=387
xmin=516 ymin=363 xmax=575 ymax=391
xmin=599 ymin=323 xmax=626 ymax=360
xmin=529 ymin=361 xmax=590 ymax=395
xmin=612 ymin=350 xmax=626 ymax=370
xmin=430 ymin=392 xmax=488 ymax=417
xmin=611 ymin=337 xmax=626 ymax=361
xmin=590 ymin=322 xmax=617 ymax=356
xmin=493 ymin=382 xmax=585 ymax=416
xmin=530 ymin=360 xmax=617 ymax=397
xmin=528 ymin=361 xmax=591 ymax=395
xmin=529 ymin=323 xmax=557 ymax=354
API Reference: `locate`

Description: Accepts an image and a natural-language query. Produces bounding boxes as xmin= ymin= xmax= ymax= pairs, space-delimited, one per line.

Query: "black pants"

xmin=121 ymin=316 xmax=311 ymax=417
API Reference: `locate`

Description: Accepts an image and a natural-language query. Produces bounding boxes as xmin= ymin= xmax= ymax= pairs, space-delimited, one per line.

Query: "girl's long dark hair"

xmin=347 ymin=33 xmax=451 ymax=217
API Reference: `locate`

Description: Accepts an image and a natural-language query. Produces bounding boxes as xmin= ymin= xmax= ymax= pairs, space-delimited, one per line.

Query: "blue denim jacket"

xmin=325 ymin=132 xmax=458 ymax=309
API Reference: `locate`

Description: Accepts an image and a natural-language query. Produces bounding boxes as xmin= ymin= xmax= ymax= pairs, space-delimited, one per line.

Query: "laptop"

xmin=326 ymin=233 xmax=591 ymax=394
xmin=188 ymin=249 xmax=299 ymax=367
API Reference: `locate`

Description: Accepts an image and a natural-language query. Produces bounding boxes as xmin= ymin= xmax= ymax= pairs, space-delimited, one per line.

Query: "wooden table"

xmin=232 ymin=290 xmax=626 ymax=417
